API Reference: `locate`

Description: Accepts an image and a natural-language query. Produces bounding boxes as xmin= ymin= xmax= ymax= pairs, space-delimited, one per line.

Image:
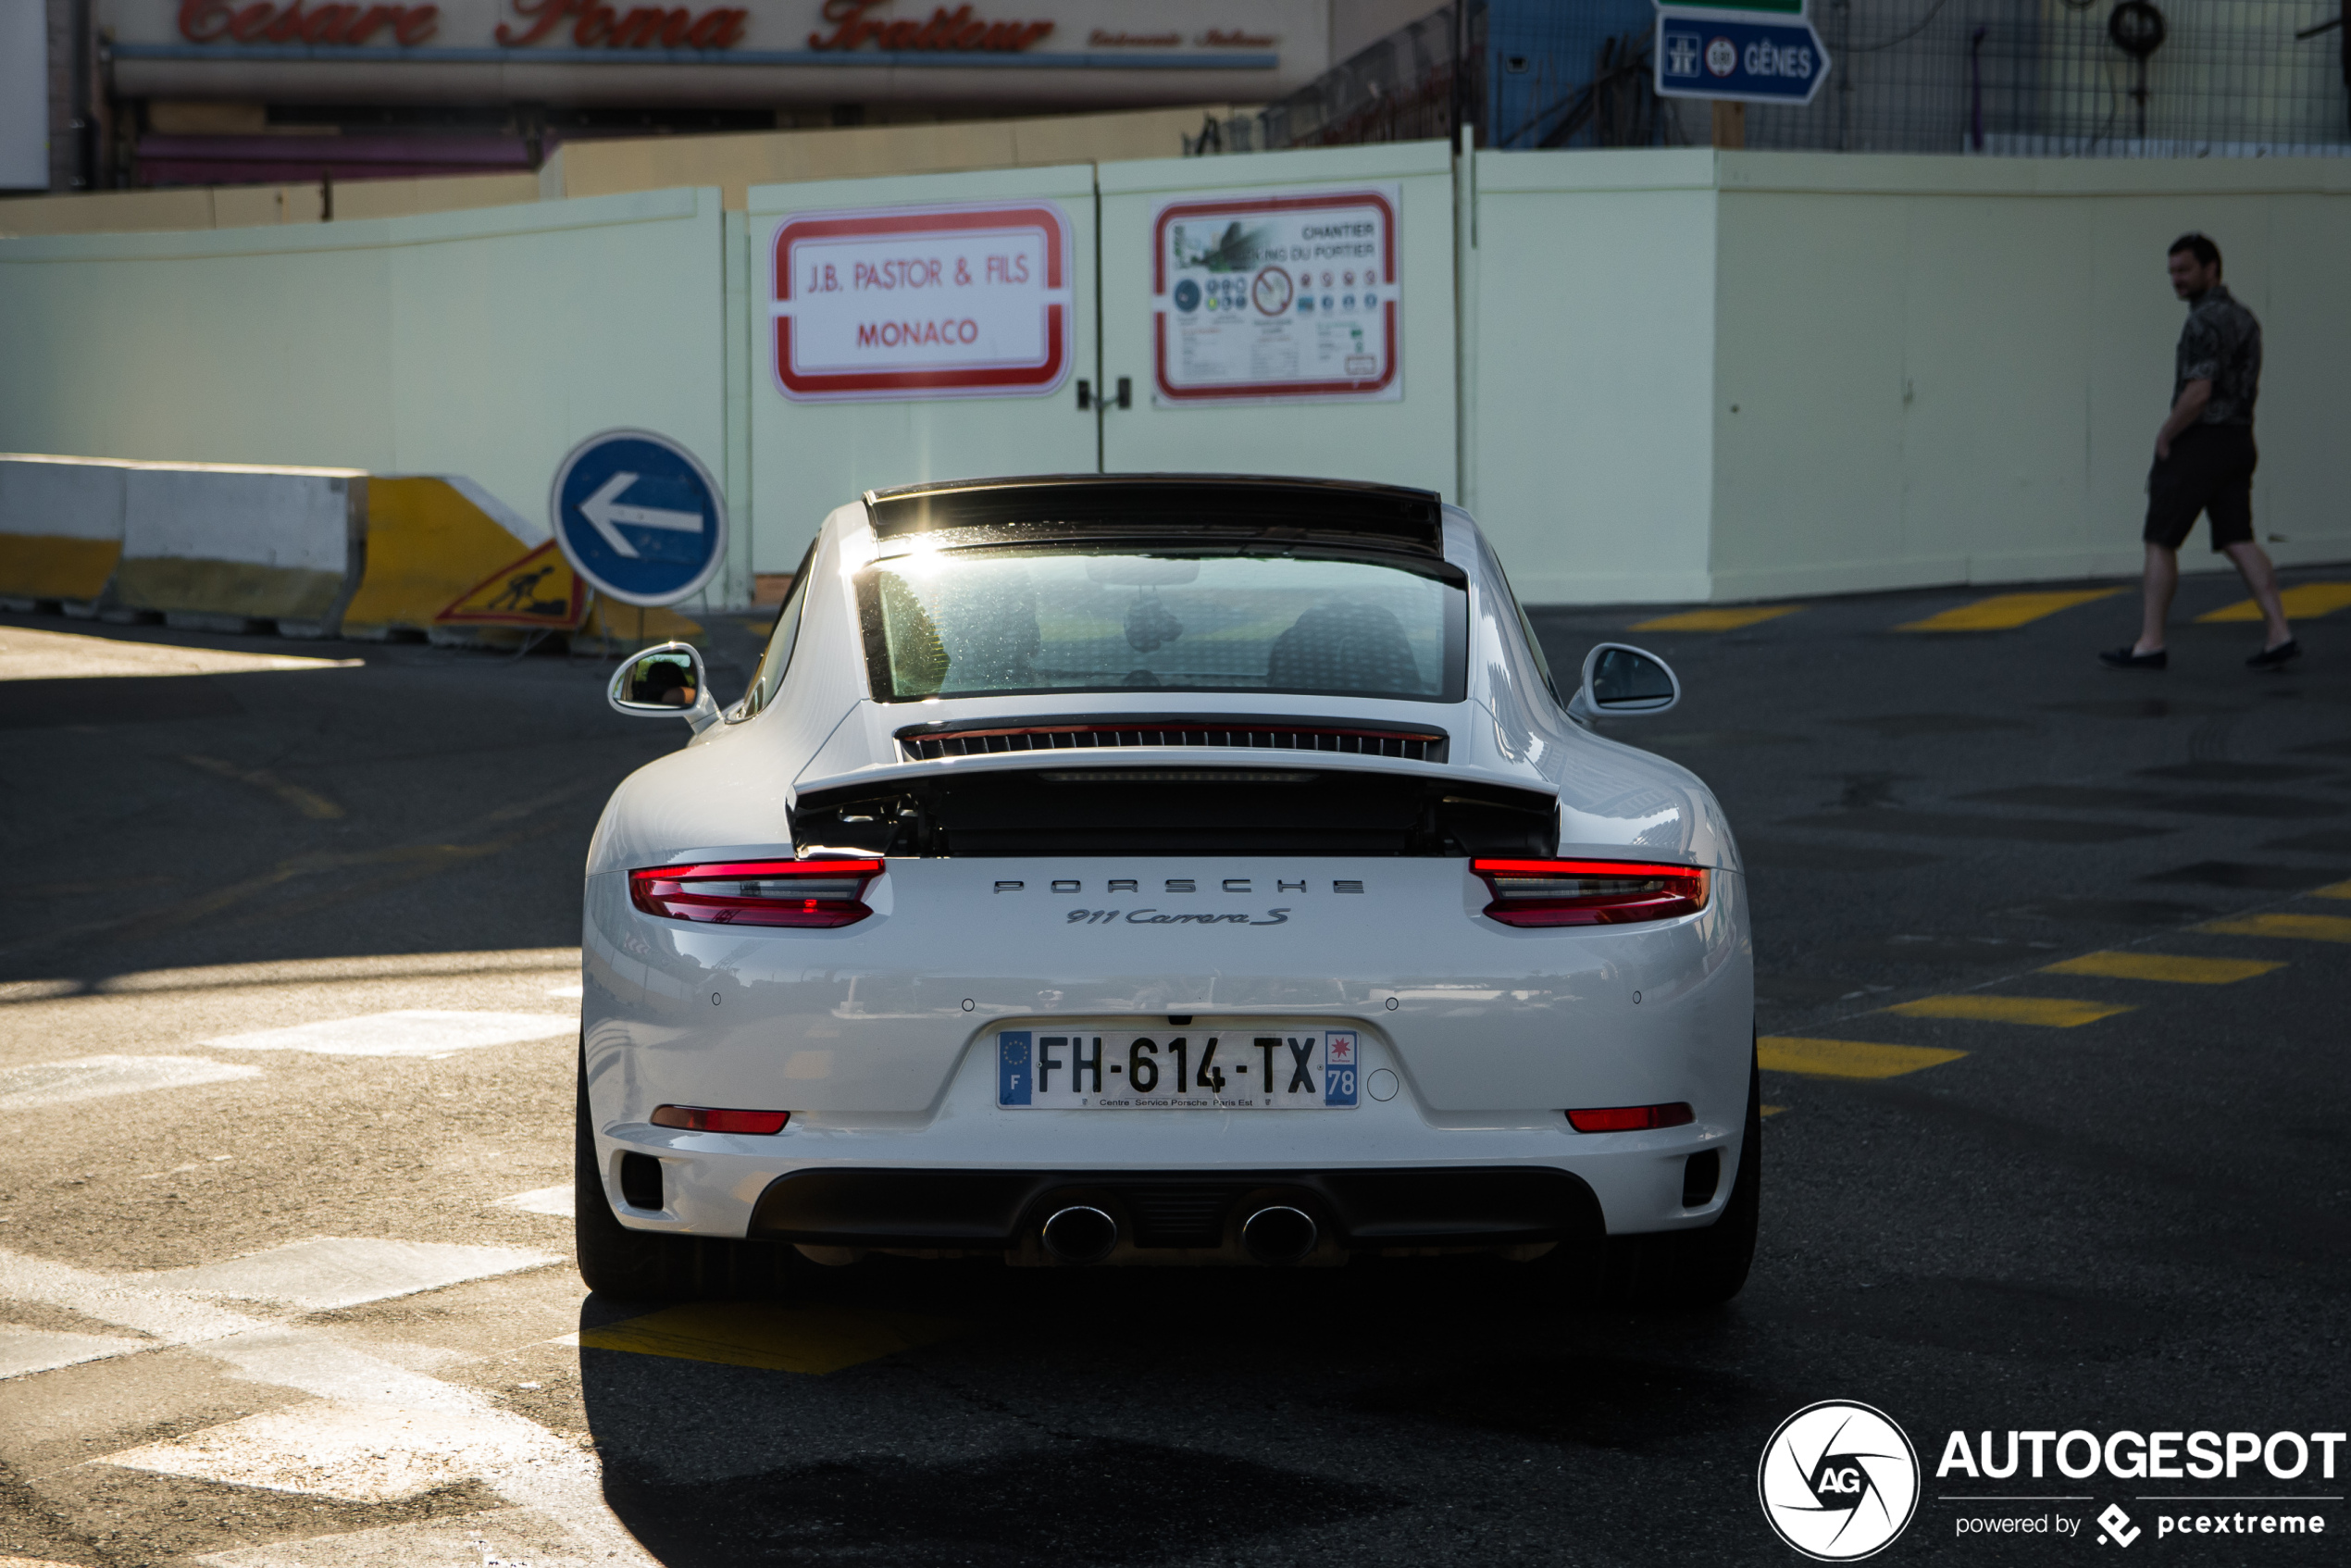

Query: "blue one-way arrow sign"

xmin=1655 ymin=8 xmax=1833 ymax=105
xmin=549 ymin=429 xmax=728 ymax=608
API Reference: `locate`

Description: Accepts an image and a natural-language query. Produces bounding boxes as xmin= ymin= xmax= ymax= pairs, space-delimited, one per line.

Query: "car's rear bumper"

xmin=746 ymin=1164 xmax=1605 ymax=1254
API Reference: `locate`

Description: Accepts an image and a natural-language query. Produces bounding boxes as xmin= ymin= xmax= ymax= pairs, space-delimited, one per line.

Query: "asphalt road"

xmin=0 ymin=566 xmax=2345 ymax=1568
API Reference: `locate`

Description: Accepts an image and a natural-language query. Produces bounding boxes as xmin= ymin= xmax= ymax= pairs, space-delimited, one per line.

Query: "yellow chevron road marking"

xmin=1897 ymin=588 xmax=2123 ymax=632
xmin=2038 ymin=952 xmax=2283 ymax=985
xmin=1631 ymin=604 xmax=1803 ymax=632
xmin=2199 ymin=913 xmax=2351 ymax=943
xmin=2311 ymin=880 xmax=2351 ymax=901
xmin=2194 ymin=581 xmax=2351 ymax=624
xmin=1758 ymin=1037 xmax=1967 ymax=1078
xmin=1884 ymin=995 xmax=2133 ymax=1027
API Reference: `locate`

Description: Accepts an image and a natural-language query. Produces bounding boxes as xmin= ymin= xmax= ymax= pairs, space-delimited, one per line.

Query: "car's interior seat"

xmin=1265 ymin=602 xmax=1425 ymax=694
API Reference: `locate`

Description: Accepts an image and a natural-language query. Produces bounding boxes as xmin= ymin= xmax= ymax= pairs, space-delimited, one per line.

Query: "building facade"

xmin=16 ymin=0 xmax=1442 ymax=192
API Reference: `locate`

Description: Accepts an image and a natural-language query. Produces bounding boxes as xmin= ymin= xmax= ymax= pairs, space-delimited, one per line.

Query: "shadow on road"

xmin=575 ymin=1257 xmax=1786 ymax=1566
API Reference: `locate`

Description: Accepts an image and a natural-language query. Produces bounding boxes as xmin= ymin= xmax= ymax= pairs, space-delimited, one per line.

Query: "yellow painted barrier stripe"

xmin=0 ymin=534 xmax=122 ymax=602
xmin=574 ymin=1300 xmax=961 ymax=1375
xmin=342 ymin=477 xmax=540 ymax=636
xmin=2312 ymin=880 xmax=2351 ymax=901
xmin=1897 ymin=588 xmax=2123 ymax=632
xmin=2194 ymin=581 xmax=2351 ymax=624
xmin=2199 ymin=913 xmax=2351 ymax=943
xmin=1758 ymin=1037 xmax=1968 ymax=1079
xmin=1630 ymin=604 xmax=1803 ymax=632
xmin=1884 ymin=995 xmax=2133 ymax=1027
xmin=2037 ymin=952 xmax=2283 ymax=985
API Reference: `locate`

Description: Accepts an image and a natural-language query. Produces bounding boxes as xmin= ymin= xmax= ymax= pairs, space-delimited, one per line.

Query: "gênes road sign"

xmin=1655 ymin=9 xmax=1833 ymax=106
xmin=549 ymin=429 xmax=728 ymax=608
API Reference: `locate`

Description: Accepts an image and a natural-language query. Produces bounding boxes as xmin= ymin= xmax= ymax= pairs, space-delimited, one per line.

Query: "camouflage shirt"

xmin=2175 ymin=284 xmax=2260 ymax=426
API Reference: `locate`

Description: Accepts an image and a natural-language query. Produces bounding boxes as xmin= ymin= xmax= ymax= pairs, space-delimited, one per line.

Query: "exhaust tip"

xmin=1040 ymin=1204 xmax=1118 ymax=1264
xmin=1241 ymin=1204 xmax=1318 ymax=1265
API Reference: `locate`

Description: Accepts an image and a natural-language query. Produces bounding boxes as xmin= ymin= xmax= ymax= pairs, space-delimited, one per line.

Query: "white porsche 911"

xmin=578 ymin=474 xmax=1757 ymax=1304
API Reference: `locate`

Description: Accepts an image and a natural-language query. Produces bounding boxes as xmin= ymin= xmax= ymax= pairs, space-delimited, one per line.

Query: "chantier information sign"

xmin=1151 ymin=183 xmax=1401 ymax=405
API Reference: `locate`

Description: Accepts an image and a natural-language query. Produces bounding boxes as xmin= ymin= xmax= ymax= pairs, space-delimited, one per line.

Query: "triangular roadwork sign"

xmin=434 ymin=539 xmax=591 ymax=629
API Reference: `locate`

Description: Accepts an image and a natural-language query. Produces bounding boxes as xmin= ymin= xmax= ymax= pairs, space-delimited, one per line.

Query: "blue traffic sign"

xmin=549 ymin=429 xmax=728 ymax=608
xmin=1655 ymin=10 xmax=1832 ymax=106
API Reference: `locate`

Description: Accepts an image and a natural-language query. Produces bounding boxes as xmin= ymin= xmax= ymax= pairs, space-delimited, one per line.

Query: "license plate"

xmin=997 ymin=1029 xmax=1361 ymax=1110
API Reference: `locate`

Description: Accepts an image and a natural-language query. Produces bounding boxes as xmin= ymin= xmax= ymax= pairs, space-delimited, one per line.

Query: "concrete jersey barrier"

xmin=112 ymin=464 xmax=367 ymax=636
xmin=2 ymin=454 xmax=372 ymax=632
xmin=2 ymin=457 xmax=603 ymax=648
xmin=0 ymin=454 xmax=131 ymax=608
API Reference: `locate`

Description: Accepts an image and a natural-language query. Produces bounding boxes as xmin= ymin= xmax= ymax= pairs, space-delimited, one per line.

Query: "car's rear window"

xmin=855 ymin=546 xmax=1465 ymax=703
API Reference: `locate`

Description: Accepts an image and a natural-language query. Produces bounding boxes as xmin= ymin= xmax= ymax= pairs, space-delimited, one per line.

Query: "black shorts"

xmin=2145 ymin=422 xmax=2257 ymax=552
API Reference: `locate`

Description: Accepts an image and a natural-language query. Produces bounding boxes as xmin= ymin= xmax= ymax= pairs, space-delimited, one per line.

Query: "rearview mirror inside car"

xmin=1568 ymin=642 xmax=1680 ymax=723
xmin=608 ymin=641 xmax=719 ymax=730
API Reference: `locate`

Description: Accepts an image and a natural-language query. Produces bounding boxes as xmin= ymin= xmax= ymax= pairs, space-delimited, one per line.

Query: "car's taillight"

xmin=1566 ymin=1102 xmax=1696 ymax=1133
xmin=628 ymin=859 xmax=882 ymax=928
xmin=1472 ymin=858 xmax=1710 ymax=927
xmin=651 ymin=1105 xmax=790 ymax=1134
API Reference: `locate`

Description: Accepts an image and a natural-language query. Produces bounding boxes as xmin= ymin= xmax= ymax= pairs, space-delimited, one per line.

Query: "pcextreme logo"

xmin=1758 ymin=1400 xmax=1922 ymax=1561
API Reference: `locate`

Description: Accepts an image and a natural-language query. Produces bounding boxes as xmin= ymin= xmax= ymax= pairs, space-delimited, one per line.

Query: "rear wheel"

xmin=1621 ymin=1044 xmax=1761 ymax=1307
xmin=574 ymin=1048 xmax=809 ymax=1302
xmin=1533 ymin=1041 xmax=1761 ymax=1310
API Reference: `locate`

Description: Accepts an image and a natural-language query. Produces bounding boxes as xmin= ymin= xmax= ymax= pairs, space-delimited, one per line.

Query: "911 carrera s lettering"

xmin=1059 ymin=907 xmax=1292 ymax=926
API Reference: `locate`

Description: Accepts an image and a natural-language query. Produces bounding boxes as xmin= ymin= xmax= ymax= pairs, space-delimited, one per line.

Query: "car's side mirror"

xmin=1567 ymin=642 xmax=1680 ymax=725
xmin=608 ymin=641 xmax=719 ymax=731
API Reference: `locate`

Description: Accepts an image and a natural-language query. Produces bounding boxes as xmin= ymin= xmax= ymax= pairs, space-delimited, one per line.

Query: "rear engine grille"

xmin=899 ymin=723 xmax=1446 ymax=764
xmin=1125 ymin=1185 xmax=1236 ymax=1249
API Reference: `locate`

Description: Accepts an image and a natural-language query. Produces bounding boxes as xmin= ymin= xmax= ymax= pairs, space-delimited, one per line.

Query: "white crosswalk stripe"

xmin=0 ymin=1326 xmax=150 ymax=1382
xmin=0 ymin=1055 xmax=260 ymax=1112
xmin=103 ymin=1399 xmax=556 ymax=1504
xmin=0 ymin=1246 xmax=653 ymax=1564
xmin=496 ymin=1186 xmax=576 ymax=1219
xmin=191 ymin=1511 xmax=597 ymax=1567
xmin=151 ymin=1237 xmax=559 ymax=1313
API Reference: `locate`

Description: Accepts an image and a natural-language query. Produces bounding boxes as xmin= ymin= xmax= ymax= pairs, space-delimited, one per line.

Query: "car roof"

xmin=859 ymin=473 xmax=1449 ymax=560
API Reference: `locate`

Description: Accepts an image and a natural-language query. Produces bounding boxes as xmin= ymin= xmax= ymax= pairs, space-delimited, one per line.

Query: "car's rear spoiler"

xmin=862 ymin=473 xmax=1448 ymax=560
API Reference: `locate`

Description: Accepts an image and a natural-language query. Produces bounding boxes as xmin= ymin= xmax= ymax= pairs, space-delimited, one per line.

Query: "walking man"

xmin=2100 ymin=233 xmax=2297 ymax=671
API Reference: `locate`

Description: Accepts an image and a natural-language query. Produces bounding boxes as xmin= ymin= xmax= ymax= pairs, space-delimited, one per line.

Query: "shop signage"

xmin=769 ymin=201 xmax=1075 ymax=402
xmin=177 ymin=0 xmax=443 ymax=44
xmin=497 ymin=0 xmax=748 ymax=47
xmin=168 ymin=0 xmax=1055 ymax=51
xmin=1151 ymin=185 xmax=1400 ymax=404
xmin=128 ymin=0 xmax=1298 ymax=69
xmin=806 ymin=0 xmax=1054 ymax=53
